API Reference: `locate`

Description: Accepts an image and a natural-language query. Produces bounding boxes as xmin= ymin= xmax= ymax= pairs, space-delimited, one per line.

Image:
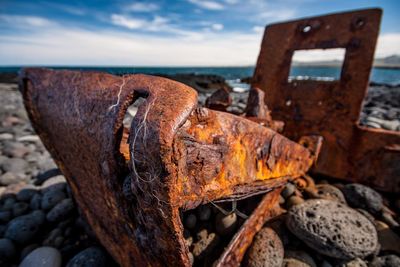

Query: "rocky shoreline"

xmin=0 ymin=75 xmax=399 ymax=266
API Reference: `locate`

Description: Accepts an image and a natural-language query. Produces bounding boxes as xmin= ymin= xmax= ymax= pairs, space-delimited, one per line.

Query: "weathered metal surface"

xmin=215 ymin=187 xmax=283 ymax=267
xmin=253 ymin=8 xmax=400 ymax=192
xmin=20 ymin=68 xmax=319 ymax=266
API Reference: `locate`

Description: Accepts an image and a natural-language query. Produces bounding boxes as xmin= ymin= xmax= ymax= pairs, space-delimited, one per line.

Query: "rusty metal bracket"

xmin=253 ymin=8 xmax=400 ymax=192
xmin=20 ymin=68 xmax=320 ymax=266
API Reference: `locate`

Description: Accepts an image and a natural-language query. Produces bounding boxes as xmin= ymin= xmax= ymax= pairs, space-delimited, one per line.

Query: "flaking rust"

xmin=253 ymin=8 xmax=400 ymax=192
xmin=20 ymin=68 xmax=319 ymax=266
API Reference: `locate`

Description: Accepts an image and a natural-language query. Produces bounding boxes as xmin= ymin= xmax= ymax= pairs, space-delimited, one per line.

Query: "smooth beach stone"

xmin=215 ymin=212 xmax=237 ymax=235
xmin=282 ymin=183 xmax=296 ymax=198
xmin=5 ymin=211 xmax=45 ymax=244
xmin=286 ymin=199 xmax=378 ymax=260
xmin=286 ymin=195 xmax=304 ymax=209
xmin=282 ymin=250 xmax=317 ymax=267
xmin=40 ymin=175 xmax=66 ymax=193
xmin=184 ymin=213 xmax=197 ymax=229
xmin=1 ymin=158 xmax=28 ymax=174
xmin=336 ymin=258 xmax=368 ymax=267
xmin=0 ymin=210 xmax=11 ymax=223
xmin=66 ymin=246 xmax=108 ymax=267
xmin=1 ymin=196 xmax=16 ymax=210
xmin=41 ymin=189 xmax=66 ymax=210
xmin=341 ymin=183 xmax=383 ymax=215
xmin=20 ymin=243 xmax=40 ymax=261
xmin=16 ymin=188 xmax=37 ymax=202
xmin=46 ymin=198 xmax=75 ymax=222
xmin=12 ymin=201 xmax=29 ymax=217
xmin=0 ymin=238 xmax=16 ymax=259
xmin=244 ymin=227 xmax=284 ymax=267
xmin=197 ymin=205 xmax=212 ymax=221
xmin=19 ymin=246 xmax=62 ymax=267
xmin=313 ymin=184 xmax=346 ymax=203
xmin=30 ymin=193 xmax=42 ymax=210
xmin=370 ymin=255 xmax=400 ymax=267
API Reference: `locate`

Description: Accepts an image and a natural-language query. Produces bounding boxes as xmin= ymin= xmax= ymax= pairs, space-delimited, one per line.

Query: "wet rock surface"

xmin=0 ymin=80 xmax=399 ymax=266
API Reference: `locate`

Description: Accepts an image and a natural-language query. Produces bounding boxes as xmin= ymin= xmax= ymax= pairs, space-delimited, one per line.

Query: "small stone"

xmin=12 ymin=201 xmax=29 ymax=217
xmin=0 ymin=172 xmax=25 ymax=186
xmin=41 ymin=189 xmax=66 ymax=210
xmin=282 ymin=250 xmax=317 ymax=267
xmin=337 ymin=258 xmax=368 ymax=267
xmin=286 ymin=196 xmax=304 ymax=209
xmin=197 ymin=205 xmax=212 ymax=221
xmin=5 ymin=211 xmax=45 ymax=244
xmin=188 ymin=252 xmax=194 ymax=265
xmin=16 ymin=188 xmax=37 ymax=202
xmin=184 ymin=213 xmax=197 ymax=229
xmin=19 ymin=246 xmax=62 ymax=267
xmin=41 ymin=175 xmax=67 ymax=193
xmin=341 ymin=183 xmax=383 ymax=215
xmin=30 ymin=193 xmax=42 ymax=210
xmin=370 ymin=255 xmax=400 ymax=267
xmin=0 ymin=133 xmax=13 ymax=141
xmin=0 ymin=158 xmax=28 ymax=174
xmin=0 ymin=238 xmax=16 ymax=259
xmin=313 ymin=184 xmax=346 ymax=203
xmin=20 ymin=244 xmax=40 ymax=260
xmin=377 ymin=227 xmax=400 ymax=254
xmin=192 ymin=230 xmax=220 ymax=259
xmin=66 ymin=246 xmax=108 ymax=267
xmin=375 ymin=220 xmax=389 ymax=231
xmin=282 ymin=183 xmax=296 ymax=198
xmin=17 ymin=135 xmax=40 ymax=142
xmin=381 ymin=211 xmax=399 ymax=227
xmin=215 ymin=212 xmax=237 ymax=236
xmin=244 ymin=227 xmax=284 ymax=267
xmin=1 ymin=196 xmax=16 ymax=210
xmin=286 ymin=199 xmax=378 ymax=260
xmin=46 ymin=198 xmax=75 ymax=222
xmin=0 ymin=210 xmax=11 ymax=223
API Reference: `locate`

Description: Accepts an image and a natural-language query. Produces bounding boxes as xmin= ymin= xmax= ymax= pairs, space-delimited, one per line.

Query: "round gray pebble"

xmin=245 ymin=227 xmax=284 ymax=267
xmin=19 ymin=246 xmax=62 ymax=267
xmin=66 ymin=246 xmax=108 ymax=267
xmin=286 ymin=199 xmax=378 ymax=260
xmin=341 ymin=183 xmax=383 ymax=215
xmin=215 ymin=212 xmax=237 ymax=236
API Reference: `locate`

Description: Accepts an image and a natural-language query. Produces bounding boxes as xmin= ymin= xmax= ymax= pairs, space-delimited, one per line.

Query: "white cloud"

xmin=375 ymin=33 xmax=400 ymax=58
xmin=258 ymin=9 xmax=296 ymax=21
xmin=110 ymin=14 xmax=169 ymax=31
xmin=252 ymin=26 xmax=264 ymax=33
xmin=126 ymin=3 xmax=159 ymax=12
xmin=187 ymin=0 xmax=224 ymax=11
xmin=211 ymin=23 xmax=224 ymax=31
xmin=0 ymin=14 xmax=54 ymax=27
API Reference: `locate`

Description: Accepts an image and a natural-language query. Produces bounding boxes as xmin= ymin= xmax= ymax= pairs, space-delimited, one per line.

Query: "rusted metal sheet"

xmin=20 ymin=68 xmax=319 ymax=266
xmin=215 ymin=187 xmax=283 ymax=267
xmin=253 ymin=8 xmax=400 ymax=192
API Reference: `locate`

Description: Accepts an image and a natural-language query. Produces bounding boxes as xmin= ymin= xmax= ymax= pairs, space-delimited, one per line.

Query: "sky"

xmin=0 ymin=0 xmax=399 ymax=66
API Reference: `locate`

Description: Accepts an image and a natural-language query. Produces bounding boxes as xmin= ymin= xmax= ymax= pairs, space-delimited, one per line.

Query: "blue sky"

xmin=0 ymin=0 xmax=399 ymax=66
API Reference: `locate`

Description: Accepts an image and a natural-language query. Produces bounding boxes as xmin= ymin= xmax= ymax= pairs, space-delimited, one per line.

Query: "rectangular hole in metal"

xmin=119 ymin=97 xmax=147 ymax=162
xmin=288 ymin=48 xmax=346 ymax=82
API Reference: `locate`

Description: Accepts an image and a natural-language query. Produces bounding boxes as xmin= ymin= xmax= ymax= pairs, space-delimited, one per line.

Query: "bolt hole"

xmin=355 ymin=18 xmax=365 ymax=28
xmin=302 ymin=25 xmax=312 ymax=33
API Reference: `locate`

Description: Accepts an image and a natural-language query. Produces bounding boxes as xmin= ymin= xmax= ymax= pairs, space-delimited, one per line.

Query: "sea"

xmin=1 ymin=66 xmax=399 ymax=92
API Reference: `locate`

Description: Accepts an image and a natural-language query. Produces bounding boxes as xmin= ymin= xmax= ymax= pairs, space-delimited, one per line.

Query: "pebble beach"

xmin=0 ymin=75 xmax=399 ymax=266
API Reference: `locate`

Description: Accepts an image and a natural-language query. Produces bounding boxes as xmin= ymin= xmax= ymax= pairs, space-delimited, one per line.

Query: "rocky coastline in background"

xmin=0 ymin=72 xmax=399 ymax=266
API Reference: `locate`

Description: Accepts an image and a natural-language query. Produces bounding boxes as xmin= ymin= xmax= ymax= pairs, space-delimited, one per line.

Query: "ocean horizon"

xmin=1 ymin=65 xmax=399 ymax=87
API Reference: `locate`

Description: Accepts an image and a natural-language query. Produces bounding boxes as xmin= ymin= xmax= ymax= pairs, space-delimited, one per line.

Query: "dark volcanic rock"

xmin=46 ymin=198 xmax=75 ymax=222
xmin=5 ymin=210 xmax=45 ymax=244
xmin=244 ymin=227 xmax=284 ymax=267
xmin=341 ymin=183 xmax=383 ymax=215
xmin=286 ymin=199 xmax=378 ymax=260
